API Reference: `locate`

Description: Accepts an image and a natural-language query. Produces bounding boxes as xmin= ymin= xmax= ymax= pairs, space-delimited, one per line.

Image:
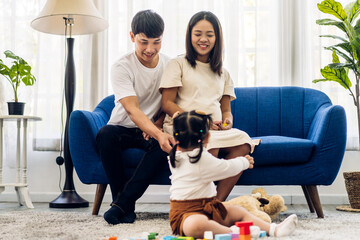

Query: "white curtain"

xmin=0 ymin=0 xmax=357 ymax=150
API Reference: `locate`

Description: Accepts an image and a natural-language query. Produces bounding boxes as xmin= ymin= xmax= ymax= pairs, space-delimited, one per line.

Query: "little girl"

xmin=168 ymin=111 xmax=297 ymax=238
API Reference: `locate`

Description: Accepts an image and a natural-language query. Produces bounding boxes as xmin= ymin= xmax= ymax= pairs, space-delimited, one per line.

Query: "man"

xmin=96 ymin=10 xmax=174 ymax=225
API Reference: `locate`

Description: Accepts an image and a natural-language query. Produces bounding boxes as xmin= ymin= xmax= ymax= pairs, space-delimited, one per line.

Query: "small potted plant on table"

xmin=0 ymin=50 xmax=36 ymax=115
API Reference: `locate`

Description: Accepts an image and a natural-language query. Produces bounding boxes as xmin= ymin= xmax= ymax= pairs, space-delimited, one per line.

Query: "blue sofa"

xmin=69 ymin=86 xmax=347 ymax=217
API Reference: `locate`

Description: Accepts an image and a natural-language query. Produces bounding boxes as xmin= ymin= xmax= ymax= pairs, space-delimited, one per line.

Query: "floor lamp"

xmin=31 ymin=0 xmax=108 ymax=208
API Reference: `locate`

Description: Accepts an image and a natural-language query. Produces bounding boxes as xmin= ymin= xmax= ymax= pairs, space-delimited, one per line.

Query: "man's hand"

xmin=157 ymin=132 xmax=175 ymax=153
xmin=142 ymin=132 xmax=151 ymax=141
xmin=143 ymin=125 xmax=162 ymax=141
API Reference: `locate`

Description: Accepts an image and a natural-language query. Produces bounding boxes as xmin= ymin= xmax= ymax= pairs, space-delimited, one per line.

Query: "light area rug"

xmin=1 ymin=208 xmax=360 ymax=240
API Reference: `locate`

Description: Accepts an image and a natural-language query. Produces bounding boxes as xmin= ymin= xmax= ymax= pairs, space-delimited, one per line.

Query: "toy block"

xmin=204 ymin=231 xmax=213 ymax=239
xmin=235 ymin=222 xmax=253 ymax=240
xmin=250 ymin=225 xmax=260 ymax=239
xmin=214 ymin=234 xmax=231 ymax=240
xmin=163 ymin=237 xmax=176 ymax=240
xmin=148 ymin=233 xmax=159 ymax=240
xmin=259 ymin=231 xmax=267 ymax=238
xmin=229 ymin=233 xmax=239 ymax=240
xmin=109 ymin=237 xmax=117 ymax=240
xmin=176 ymin=237 xmax=194 ymax=240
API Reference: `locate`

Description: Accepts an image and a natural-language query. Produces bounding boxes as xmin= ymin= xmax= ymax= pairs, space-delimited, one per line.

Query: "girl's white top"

xmin=168 ymin=148 xmax=250 ymax=200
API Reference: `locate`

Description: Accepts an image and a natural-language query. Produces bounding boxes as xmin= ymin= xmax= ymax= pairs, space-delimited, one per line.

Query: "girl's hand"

xmin=244 ymin=155 xmax=254 ymax=169
xmin=210 ymin=121 xmax=222 ymax=130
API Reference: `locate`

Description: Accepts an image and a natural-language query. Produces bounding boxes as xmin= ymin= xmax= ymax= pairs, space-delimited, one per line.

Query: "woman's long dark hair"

xmin=185 ymin=11 xmax=223 ymax=76
xmin=169 ymin=110 xmax=212 ymax=168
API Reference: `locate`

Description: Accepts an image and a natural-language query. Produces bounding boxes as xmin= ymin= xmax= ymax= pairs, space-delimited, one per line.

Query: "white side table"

xmin=0 ymin=115 xmax=41 ymax=208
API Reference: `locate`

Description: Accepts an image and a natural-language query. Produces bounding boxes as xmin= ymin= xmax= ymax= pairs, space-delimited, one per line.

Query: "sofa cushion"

xmin=251 ymin=136 xmax=314 ymax=166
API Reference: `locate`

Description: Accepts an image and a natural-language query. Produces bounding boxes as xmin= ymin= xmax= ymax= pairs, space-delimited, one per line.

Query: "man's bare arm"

xmin=120 ymin=96 xmax=175 ymax=152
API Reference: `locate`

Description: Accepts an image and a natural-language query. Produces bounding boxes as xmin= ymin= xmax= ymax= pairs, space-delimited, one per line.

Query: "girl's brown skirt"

xmin=169 ymin=197 xmax=228 ymax=236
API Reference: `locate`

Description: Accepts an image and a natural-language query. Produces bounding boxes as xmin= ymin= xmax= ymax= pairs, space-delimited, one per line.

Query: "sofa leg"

xmin=92 ymin=184 xmax=107 ymax=215
xmin=305 ymin=185 xmax=324 ymax=218
xmin=301 ymin=185 xmax=315 ymax=213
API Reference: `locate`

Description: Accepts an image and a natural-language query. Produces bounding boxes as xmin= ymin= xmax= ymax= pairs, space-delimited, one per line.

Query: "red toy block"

xmin=235 ymin=222 xmax=253 ymax=240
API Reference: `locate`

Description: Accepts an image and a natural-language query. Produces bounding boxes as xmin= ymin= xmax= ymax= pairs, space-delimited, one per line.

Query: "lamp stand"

xmin=49 ymin=38 xmax=89 ymax=208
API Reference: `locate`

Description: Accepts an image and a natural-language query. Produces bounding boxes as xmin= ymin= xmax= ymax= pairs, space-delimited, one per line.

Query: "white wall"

xmin=0 ymin=127 xmax=358 ymax=205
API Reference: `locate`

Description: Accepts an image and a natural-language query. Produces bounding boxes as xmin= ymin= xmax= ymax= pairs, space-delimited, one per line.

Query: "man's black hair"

xmin=131 ymin=10 xmax=164 ymax=38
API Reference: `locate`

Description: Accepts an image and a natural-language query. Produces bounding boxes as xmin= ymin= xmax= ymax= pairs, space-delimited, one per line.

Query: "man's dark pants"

xmin=96 ymin=124 xmax=168 ymax=214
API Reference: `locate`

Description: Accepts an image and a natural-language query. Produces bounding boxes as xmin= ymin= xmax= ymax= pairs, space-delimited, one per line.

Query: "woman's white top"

xmin=160 ymin=56 xmax=258 ymax=151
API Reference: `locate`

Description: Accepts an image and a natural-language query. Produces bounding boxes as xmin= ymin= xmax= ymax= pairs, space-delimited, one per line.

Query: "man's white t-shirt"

xmin=108 ymin=52 xmax=170 ymax=128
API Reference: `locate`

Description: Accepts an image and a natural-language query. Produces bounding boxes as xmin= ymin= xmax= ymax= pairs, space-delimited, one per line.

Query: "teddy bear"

xmin=252 ymin=187 xmax=287 ymax=221
xmin=223 ymin=187 xmax=287 ymax=223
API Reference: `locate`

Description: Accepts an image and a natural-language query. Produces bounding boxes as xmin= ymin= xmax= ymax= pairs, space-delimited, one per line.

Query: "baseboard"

xmin=0 ymin=192 xmax=350 ymax=205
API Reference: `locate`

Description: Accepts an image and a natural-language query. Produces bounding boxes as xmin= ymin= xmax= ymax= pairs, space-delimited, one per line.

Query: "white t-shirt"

xmin=159 ymin=56 xmax=258 ymax=152
xmin=168 ymin=148 xmax=250 ymax=200
xmin=108 ymin=52 xmax=170 ymax=128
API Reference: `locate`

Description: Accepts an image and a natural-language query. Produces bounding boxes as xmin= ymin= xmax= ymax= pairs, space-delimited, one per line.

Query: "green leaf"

xmin=346 ymin=0 xmax=360 ymax=23
xmin=325 ymin=46 xmax=354 ymax=63
xmin=320 ymin=34 xmax=348 ymax=42
xmin=22 ymin=75 xmax=36 ymax=86
xmin=0 ymin=60 xmax=10 ymax=72
xmin=4 ymin=50 xmax=20 ymax=61
xmin=318 ymin=0 xmax=347 ymax=21
xmin=354 ymin=18 xmax=360 ymax=34
xmin=332 ymin=50 xmax=340 ymax=63
xmin=316 ymin=19 xmax=346 ymax=32
xmin=351 ymin=43 xmax=359 ymax=61
xmin=331 ymin=42 xmax=353 ymax=54
xmin=344 ymin=19 xmax=356 ymax=41
xmin=313 ymin=78 xmax=330 ymax=83
xmin=328 ymin=62 xmax=354 ymax=68
xmin=319 ymin=65 xmax=352 ymax=89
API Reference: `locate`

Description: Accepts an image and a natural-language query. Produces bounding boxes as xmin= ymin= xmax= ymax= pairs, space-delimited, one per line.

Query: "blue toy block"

xmin=214 ymin=233 xmax=231 ymax=240
xmin=163 ymin=237 xmax=176 ymax=240
xmin=259 ymin=231 xmax=267 ymax=237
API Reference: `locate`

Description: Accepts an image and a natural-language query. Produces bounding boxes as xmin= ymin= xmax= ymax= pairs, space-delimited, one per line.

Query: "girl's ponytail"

xmin=169 ymin=143 xmax=178 ymax=168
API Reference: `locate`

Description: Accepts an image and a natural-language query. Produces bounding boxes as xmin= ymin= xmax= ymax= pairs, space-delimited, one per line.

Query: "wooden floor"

xmin=0 ymin=202 xmax=341 ymax=216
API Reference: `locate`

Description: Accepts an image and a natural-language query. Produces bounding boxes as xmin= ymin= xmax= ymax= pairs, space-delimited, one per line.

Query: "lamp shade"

xmin=31 ymin=0 xmax=108 ymax=35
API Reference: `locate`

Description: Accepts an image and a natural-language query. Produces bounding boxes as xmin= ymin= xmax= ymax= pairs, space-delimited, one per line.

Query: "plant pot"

xmin=7 ymin=102 xmax=25 ymax=115
xmin=344 ymin=171 xmax=360 ymax=209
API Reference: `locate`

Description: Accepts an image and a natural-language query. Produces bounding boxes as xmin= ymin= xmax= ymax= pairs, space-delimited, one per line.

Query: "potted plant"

xmin=315 ymin=0 xmax=360 ymax=211
xmin=0 ymin=50 xmax=36 ymax=115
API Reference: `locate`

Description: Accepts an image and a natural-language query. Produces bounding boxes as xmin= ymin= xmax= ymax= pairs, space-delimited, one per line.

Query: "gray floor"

xmin=0 ymin=201 xmax=340 ymax=216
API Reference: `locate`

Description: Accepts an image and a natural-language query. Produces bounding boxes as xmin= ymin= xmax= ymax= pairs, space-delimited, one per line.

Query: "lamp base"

xmin=49 ymin=190 xmax=89 ymax=208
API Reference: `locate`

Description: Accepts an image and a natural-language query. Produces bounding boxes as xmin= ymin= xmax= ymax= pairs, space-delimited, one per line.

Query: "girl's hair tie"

xmin=195 ymin=110 xmax=207 ymax=115
xmin=199 ymin=130 xmax=203 ymax=133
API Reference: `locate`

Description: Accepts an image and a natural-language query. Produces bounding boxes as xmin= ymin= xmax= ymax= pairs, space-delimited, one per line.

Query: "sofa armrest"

xmin=69 ymin=110 xmax=109 ymax=184
xmin=307 ymin=104 xmax=347 ymax=184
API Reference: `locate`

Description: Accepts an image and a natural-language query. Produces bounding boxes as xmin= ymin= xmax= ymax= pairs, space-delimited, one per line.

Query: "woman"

xmin=160 ymin=11 xmax=259 ymax=201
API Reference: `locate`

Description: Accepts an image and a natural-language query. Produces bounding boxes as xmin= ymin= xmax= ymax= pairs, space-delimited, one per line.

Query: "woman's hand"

xmin=211 ymin=118 xmax=233 ymax=130
xmin=219 ymin=118 xmax=232 ymax=130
